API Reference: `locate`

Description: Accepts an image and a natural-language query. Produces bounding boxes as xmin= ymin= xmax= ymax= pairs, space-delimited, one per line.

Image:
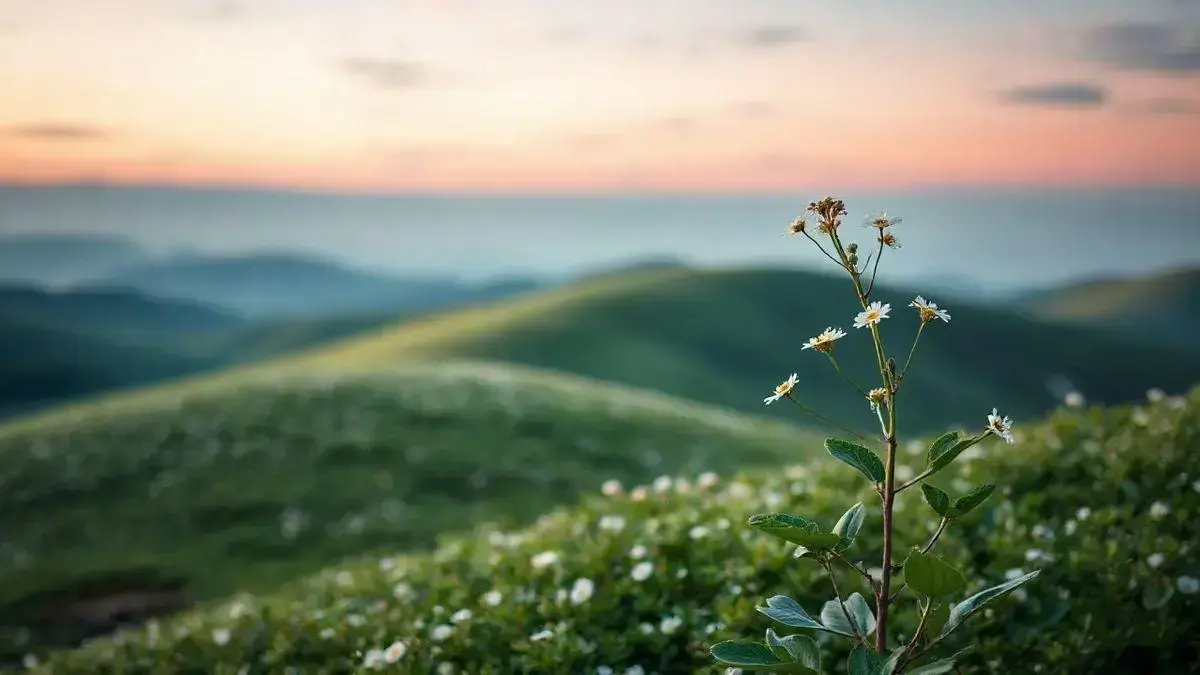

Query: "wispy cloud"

xmin=1080 ymin=23 xmax=1200 ymax=75
xmin=6 ymin=122 xmax=112 ymax=141
xmin=731 ymin=101 xmax=774 ymax=119
xmin=340 ymin=58 xmax=427 ymax=89
xmin=1130 ymin=98 xmax=1200 ymax=115
xmin=999 ymin=82 xmax=1109 ymax=107
xmin=741 ymin=26 xmax=808 ymax=49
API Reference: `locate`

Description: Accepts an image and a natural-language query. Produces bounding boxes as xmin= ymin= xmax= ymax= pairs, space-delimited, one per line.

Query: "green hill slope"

xmin=1022 ymin=266 xmax=1200 ymax=347
xmin=295 ymin=266 xmax=1200 ymax=435
xmin=0 ymin=362 xmax=818 ymax=661
xmin=28 ymin=389 xmax=1199 ymax=674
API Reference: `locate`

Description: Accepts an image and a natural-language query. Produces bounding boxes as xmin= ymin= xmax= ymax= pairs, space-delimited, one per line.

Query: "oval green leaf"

xmin=825 ymin=438 xmax=886 ymax=483
xmin=847 ymin=646 xmax=887 ymax=675
xmin=904 ymin=550 xmax=966 ymax=597
xmin=832 ymin=502 xmax=866 ymax=551
xmin=756 ymin=595 xmax=824 ymax=631
xmin=749 ymin=513 xmax=842 ymax=550
xmin=820 ymin=592 xmax=876 ymax=637
xmin=711 ymin=640 xmax=819 ymax=672
xmin=942 ymin=570 xmax=1041 ymax=638
xmin=947 ymin=484 xmax=996 ymax=518
xmin=920 ymin=485 xmax=950 ymax=517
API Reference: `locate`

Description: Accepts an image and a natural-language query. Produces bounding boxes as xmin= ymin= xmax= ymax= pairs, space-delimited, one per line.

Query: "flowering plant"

xmin=711 ymin=198 xmax=1040 ymax=673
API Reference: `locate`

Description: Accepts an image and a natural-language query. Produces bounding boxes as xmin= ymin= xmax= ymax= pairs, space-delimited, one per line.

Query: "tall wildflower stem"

xmin=900 ymin=321 xmax=927 ymax=383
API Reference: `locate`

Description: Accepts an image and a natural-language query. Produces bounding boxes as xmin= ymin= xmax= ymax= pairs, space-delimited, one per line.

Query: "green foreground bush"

xmin=24 ymin=387 xmax=1198 ymax=674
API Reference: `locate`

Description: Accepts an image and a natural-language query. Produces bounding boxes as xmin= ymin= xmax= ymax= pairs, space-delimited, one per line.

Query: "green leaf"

xmin=920 ymin=485 xmax=950 ymax=517
xmin=756 ymin=595 xmax=824 ymax=631
xmin=832 ymin=502 xmax=866 ymax=551
xmin=904 ymin=550 xmax=966 ymax=597
xmin=909 ymin=659 xmax=959 ymax=674
xmin=924 ymin=431 xmax=961 ymax=468
xmin=947 ymin=484 xmax=995 ymax=518
xmin=847 ymin=646 xmax=887 ymax=675
xmin=924 ymin=602 xmax=950 ymax=638
xmin=711 ymin=640 xmax=819 ymax=672
xmin=767 ymin=631 xmax=821 ymax=670
xmin=925 ymin=432 xmax=978 ymax=477
xmin=1143 ymin=577 xmax=1175 ymax=610
xmin=766 ymin=628 xmax=792 ymax=662
xmin=749 ymin=513 xmax=842 ymax=550
xmin=942 ymin=570 xmax=1041 ymax=638
xmin=826 ymin=438 xmax=886 ymax=483
xmin=820 ymin=593 xmax=876 ymax=637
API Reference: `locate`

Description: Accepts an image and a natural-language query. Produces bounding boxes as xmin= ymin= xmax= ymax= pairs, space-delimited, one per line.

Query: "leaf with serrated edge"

xmin=947 ymin=484 xmax=995 ymax=518
xmin=832 ymin=502 xmax=866 ymax=550
xmin=921 ymin=485 xmax=950 ymax=517
xmin=904 ymin=550 xmax=966 ymax=597
xmin=825 ymin=438 xmax=886 ymax=483
xmin=942 ymin=570 xmax=1040 ymax=638
xmin=820 ymin=593 xmax=875 ymax=637
xmin=749 ymin=513 xmax=843 ymax=550
xmin=924 ymin=431 xmax=961 ymax=467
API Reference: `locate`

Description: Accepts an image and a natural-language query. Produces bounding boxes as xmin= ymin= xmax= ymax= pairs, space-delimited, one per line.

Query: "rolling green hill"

xmin=26 ymin=388 xmax=1199 ymax=674
xmin=293 ymin=266 xmax=1200 ymax=436
xmin=0 ymin=361 xmax=819 ymax=661
xmin=1022 ymin=266 xmax=1200 ymax=347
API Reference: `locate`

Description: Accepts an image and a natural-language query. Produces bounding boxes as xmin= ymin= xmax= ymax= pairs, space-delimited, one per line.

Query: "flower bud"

xmin=847 ymin=243 xmax=858 ymax=254
xmin=848 ymin=253 xmax=859 ymax=267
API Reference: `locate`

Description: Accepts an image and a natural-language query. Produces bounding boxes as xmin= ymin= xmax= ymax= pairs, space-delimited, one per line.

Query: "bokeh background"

xmin=0 ymin=0 xmax=1198 ymax=672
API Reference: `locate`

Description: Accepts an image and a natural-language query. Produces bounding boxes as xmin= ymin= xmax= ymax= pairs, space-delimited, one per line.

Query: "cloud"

xmin=998 ymin=82 xmax=1109 ymax=107
xmin=651 ymin=117 xmax=697 ymax=134
xmin=1131 ymin=98 xmax=1200 ymax=115
xmin=741 ymin=26 xmax=808 ymax=49
xmin=731 ymin=101 xmax=774 ymax=119
xmin=6 ymin=122 xmax=112 ymax=141
xmin=340 ymin=58 xmax=427 ymax=89
xmin=1080 ymin=23 xmax=1200 ymax=74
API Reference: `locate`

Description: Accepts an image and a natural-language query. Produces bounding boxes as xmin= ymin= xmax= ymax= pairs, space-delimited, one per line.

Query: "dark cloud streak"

xmin=999 ymin=82 xmax=1109 ymax=107
xmin=7 ymin=123 xmax=113 ymax=141
xmin=1080 ymin=23 xmax=1200 ymax=74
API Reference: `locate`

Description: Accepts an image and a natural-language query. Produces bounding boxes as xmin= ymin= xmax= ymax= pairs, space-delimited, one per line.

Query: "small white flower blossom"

xmin=626 ymin=667 xmax=646 ymax=675
xmin=866 ymin=211 xmax=902 ymax=229
xmin=1193 ymin=479 xmax=1200 ymax=494
xmin=866 ymin=387 xmax=888 ymax=413
xmin=437 ymin=663 xmax=455 ymax=675
xmin=674 ymin=477 xmax=691 ymax=493
xmin=1147 ymin=387 xmax=1166 ymax=403
xmin=909 ymin=296 xmax=951 ymax=323
xmin=631 ymin=561 xmax=654 ymax=582
xmin=854 ymin=301 xmax=892 ymax=329
xmin=530 ymin=628 xmax=554 ymax=642
xmin=384 ymin=641 xmax=407 ymax=663
xmin=1004 ymin=568 xmax=1025 ymax=580
xmin=660 ymin=616 xmax=683 ymax=635
xmin=1025 ymin=549 xmax=1046 ymax=563
xmin=450 ymin=609 xmax=472 ymax=624
xmin=319 ymin=627 xmax=336 ymax=640
xmin=430 ymin=625 xmax=454 ymax=642
xmin=652 ymin=475 xmax=673 ymax=494
xmin=1177 ymin=576 xmax=1200 ymax=594
xmin=697 ymin=471 xmax=720 ymax=489
xmin=601 ymin=479 xmax=622 ymax=497
xmin=597 ymin=668 xmax=615 ymax=675
xmin=1076 ymin=507 xmax=1092 ymax=521
xmin=483 ymin=590 xmax=503 ymax=606
xmin=1148 ymin=553 xmax=1166 ymax=569
xmin=630 ymin=486 xmax=649 ymax=502
xmin=599 ymin=515 xmax=626 ymax=533
xmin=987 ymin=408 xmax=1015 ymax=444
xmin=802 ymin=327 xmax=847 ymax=353
xmin=570 ymin=578 xmax=595 ymax=605
xmin=393 ymin=583 xmax=414 ymax=601
xmin=1150 ymin=501 xmax=1171 ymax=519
xmin=638 ymin=622 xmax=655 ymax=635
xmin=689 ymin=525 xmax=710 ymax=540
xmin=363 ymin=649 xmax=386 ymax=668
xmin=212 ymin=628 xmax=231 ymax=646
xmin=764 ymin=373 xmax=799 ymax=405
xmin=630 ymin=544 xmax=648 ymax=559
xmin=531 ymin=551 xmax=560 ymax=570
xmin=1064 ymin=391 xmax=1085 ymax=408
xmin=1064 ymin=520 xmax=1078 ymax=536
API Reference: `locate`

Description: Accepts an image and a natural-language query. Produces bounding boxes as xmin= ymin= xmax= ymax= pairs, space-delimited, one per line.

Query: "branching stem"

xmin=922 ymin=517 xmax=949 ymax=555
xmin=784 ymin=395 xmax=870 ymax=443
xmin=824 ymin=560 xmax=869 ymax=648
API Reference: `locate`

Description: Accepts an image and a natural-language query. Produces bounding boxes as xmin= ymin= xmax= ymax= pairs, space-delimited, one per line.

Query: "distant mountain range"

xmin=0 ymin=234 xmax=149 ymax=286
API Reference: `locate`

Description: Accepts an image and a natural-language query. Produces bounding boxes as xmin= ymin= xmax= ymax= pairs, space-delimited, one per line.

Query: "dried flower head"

xmin=808 ymin=197 xmax=847 ymax=234
xmin=867 ymin=387 xmax=888 ymax=412
xmin=880 ymin=232 xmax=900 ymax=249
xmin=909 ymin=296 xmax=951 ymax=323
xmin=788 ymin=217 xmax=806 ymax=235
xmin=763 ymin=373 xmax=799 ymax=405
xmin=801 ymin=327 xmax=847 ymax=353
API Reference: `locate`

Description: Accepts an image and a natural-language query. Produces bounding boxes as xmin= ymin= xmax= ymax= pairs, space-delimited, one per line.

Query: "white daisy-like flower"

xmin=483 ymin=590 xmax=503 ymax=607
xmin=212 ymin=628 xmax=231 ymax=646
xmin=697 ymin=471 xmax=719 ymax=489
xmin=865 ymin=211 xmax=902 ymax=229
xmin=987 ymin=408 xmax=1015 ymax=444
xmin=853 ymin=302 xmax=891 ymax=329
xmin=1177 ymin=576 xmax=1200 ymax=594
xmin=430 ymin=625 xmax=454 ymax=642
xmin=600 ymin=479 xmax=622 ymax=497
xmin=652 ymin=475 xmax=673 ymax=494
xmin=1064 ymin=391 xmax=1085 ymax=408
xmin=530 ymin=628 xmax=554 ymax=642
xmin=689 ymin=525 xmax=710 ymax=540
xmin=393 ymin=582 xmax=414 ymax=601
xmin=1147 ymin=387 xmax=1166 ymax=403
xmin=801 ymin=327 xmax=847 ymax=353
xmin=1076 ymin=507 xmax=1092 ymax=521
xmin=363 ymin=648 xmax=386 ymax=668
xmin=638 ymin=622 xmax=655 ymax=635
xmin=599 ymin=515 xmax=626 ymax=533
xmin=630 ymin=486 xmax=648 ymax=502
xmin=384 ymin=641 xmax=407 ymax=663
xmin=764 ymin=373 xmax=799 ymax=405
xmin=909 ymin=296 xmax=951 ymax=323
xmin=660 ymin=616 xmax=683 ymax=635
xmin=570 ymin=578 xmax=595 ymax=605
xmin=1150 ymin=501 xmax=1171 ymax=519
xmin=319 ymin=627 xmax=336 ymax=640
xmin=450 ymin=609 xmax=472 ymax=624
xmin=1147 ymin=553 xmax=1166 ymax=569
xmin=631 ymin=561 xmax=654 ymax=582
xmin=531 ymin=551 xmax=560 ymax=570
xmin=630 ymin=544 xmax=648 ymax=559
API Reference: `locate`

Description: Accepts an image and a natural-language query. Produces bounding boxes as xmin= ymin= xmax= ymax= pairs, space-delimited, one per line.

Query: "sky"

xmin=0 ymin=0 xmax=1199 ymax=192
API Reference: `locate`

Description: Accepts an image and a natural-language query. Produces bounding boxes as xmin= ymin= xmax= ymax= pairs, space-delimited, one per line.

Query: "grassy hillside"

xmin=295 ymin=266 xmax=1200 ymax=435
xmin=0 ymin=361 xmax=819 ymax=661
xmin=26 ymin=388 xmax=1198 ymax=674
xmin=1022 ymin=266 xmax=1200 ymax=347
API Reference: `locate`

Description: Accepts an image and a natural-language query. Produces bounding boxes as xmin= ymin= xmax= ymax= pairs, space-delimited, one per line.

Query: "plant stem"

xmin=825 ymin=353 xmax=868 ymax=397
xmin=802 ymin=231 xmax=848 ymax=270
xmin=921 ymin=517 xmax=949 ymax=555
xmin=864 ymin=237 xmax=885 ymax=298
xmin=824 ymin=560 xmax=868 ymax=648
xmin=784 ymin=395 xmax=870 ymax=443
xmin=899 ymin=321 xmax=927 ymax=385
xmin=877 ymin=405 xmax=897 ymax=652
xmin=830 ymin=551 xmax=876 ymax=588
xmin=894 ymin=597 xmax=933 ymax=671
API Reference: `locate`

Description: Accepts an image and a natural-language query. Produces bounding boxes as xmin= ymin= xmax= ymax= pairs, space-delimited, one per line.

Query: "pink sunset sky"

xmin=1 ymin=0 xmax=1198 ymax=193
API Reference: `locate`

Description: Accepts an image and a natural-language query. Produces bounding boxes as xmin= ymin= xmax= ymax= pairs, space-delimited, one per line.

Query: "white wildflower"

xmin=570 ymin=578 xmax=595 ymax=605
xmin=531 ymin=551 xmax=560 ymax=570
xmin=652 ymin=475 xmax=673 ymax=494
xmin=1177 ymin=576 xmax=1199 ymax=594
xmin=1132 ymin=408 xmax=1149 ymax=426
xmin=212 ymin=628 xmax=231 ymax=646
xmin=853 ymin=301 xmax=891 ymax=329
xmin=597 ymin=668 xmax=614 ymax=675
xmin=1147 ymin=387 xmax=1165 ymax=403
xmin=909 ymin=296 xmax=951 ymax=323
xmin=674 ymin=477 xmax=692 ymax=493
xmin=601 ymin=479 xmax=622 ymax=497
xmin=1150 ymin=501 xmax=1171 ymax=519
xmin=530 ymin=628 xmax=554 ymax=642
xmin=802 ymin=327 xmax=847 ymax=353
xmin=987 ymin=408 xmax=1015 ymax=444
xmin=483 ymin=590 xmax=503 ymax=607
xmin=631 ymin=561 xmax=654 ymax=582
xmin=627 ymin=667 xmax=647 ymax=675
xmin=384 ymin=641 xmax=407 ymax=663
xmin=1076 ymin=507 xmax=1092 ymax=521
xmin=630 ymin=486 xmax=649 ymax=502
xmin=697 ymin=471 xmax=719 ymax=488
xmin=430 ymin=625 xmax=453 ymax=642
xmin=1148 ymin=553 xmax=1165 ymax=569
xmin=320 ymin=627 xmax=336 ymax=640
xmin=1004 ymin=568 xmax=1025 ymax=580
xmin=630 ymin=544 xmax=648 ymax=559
xmin=638 ymin=622 xmax=655 ymax=635
xmin=363 ymin=649 xmax=386 ymax=668
xmin=689 ymin=525 xmax=710 ymax=540
xmin=1064 ymin=391 xmax=1085 ymax=408
xmin=1064 ymin=520 xmax=1077 ymax=536
xmin=660 ymin=616 xmax=683 ymax=635
xmin=1193 ymin=479 xmax=1200 ymax=494
xmin=764 ymin=373 xmax=799 ymax=405
xmin=450 ymin=609 xmax=472 ymax=624
xmin=437 ymin=664 xmax=455 ymax=675
xmin=393 ymin=583 xmax=414 ymax=601
xmin=867 ymin=387 xmax=888 ymax=413
xmin=599 ymin=515 xmax=626 ymax=533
